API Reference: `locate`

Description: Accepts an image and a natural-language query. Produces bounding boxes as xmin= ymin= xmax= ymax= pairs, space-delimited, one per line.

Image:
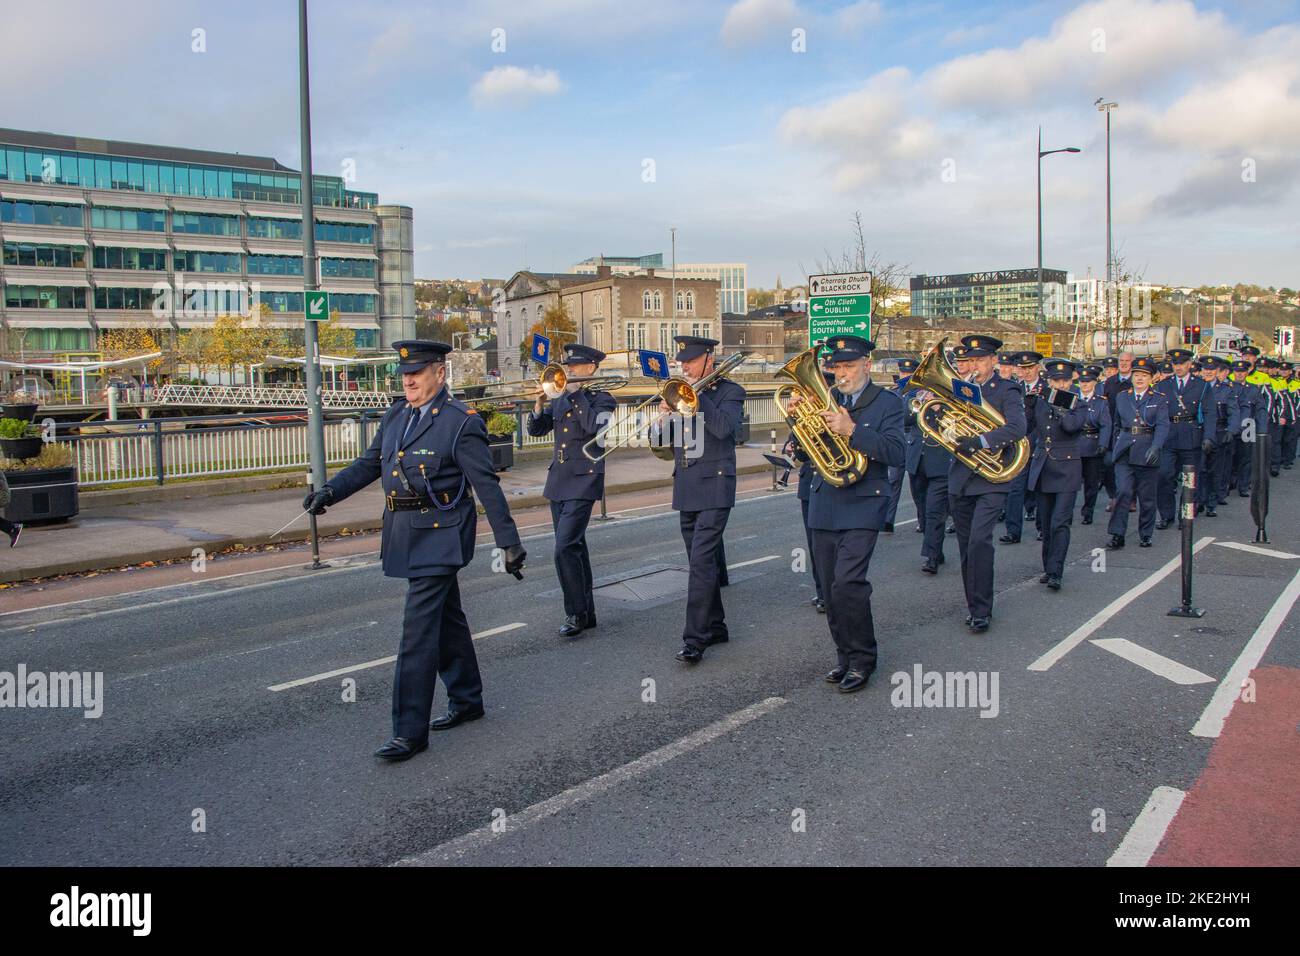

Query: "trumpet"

xmin=583 ymin=351 xmax=749 ymax=462
xmin=469 ymin=363 xmax=627 ymax=405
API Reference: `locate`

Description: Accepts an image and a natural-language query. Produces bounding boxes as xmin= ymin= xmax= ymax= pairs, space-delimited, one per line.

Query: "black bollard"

xmin=1168 ymin=462 xmax=1204 ymax=618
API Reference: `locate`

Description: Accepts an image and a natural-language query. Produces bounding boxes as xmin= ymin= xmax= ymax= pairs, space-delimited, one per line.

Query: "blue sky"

xmin=4 ymin=0 xmax=1298 ymax=289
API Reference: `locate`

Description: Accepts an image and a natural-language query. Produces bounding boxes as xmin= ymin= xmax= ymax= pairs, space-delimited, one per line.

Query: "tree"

xmin=316 ymin=312 xmax=357 ymax=357
xmin=520 ymin=301 xmax=576 ymax=365
xmin=422 ymin=314 xmax=468 ymax=345
xmin=176 ymin=328 xmax=216 ymax=382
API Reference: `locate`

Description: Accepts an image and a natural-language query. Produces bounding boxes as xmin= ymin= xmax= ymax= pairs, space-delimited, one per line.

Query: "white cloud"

xmin=834 ymin=0 xmax=882 ymax=33
xmin=721 ymin=0 xmax=801 ymax=47
xmin=470 ymin=66 xmax=564 ymax=107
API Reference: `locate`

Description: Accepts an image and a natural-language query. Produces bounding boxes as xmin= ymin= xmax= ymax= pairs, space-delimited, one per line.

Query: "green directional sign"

xmin=807 ymin=272 xmax=872 ymax=348
xmin=305 ymin=290 xmax=330 ymax=321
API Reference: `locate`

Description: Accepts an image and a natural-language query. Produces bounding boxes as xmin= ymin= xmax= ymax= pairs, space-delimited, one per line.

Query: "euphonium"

xmin=773 ymin=347 xmax=867 ymax=488
xmin=908 ymin=336 xmax=1028 ymax=483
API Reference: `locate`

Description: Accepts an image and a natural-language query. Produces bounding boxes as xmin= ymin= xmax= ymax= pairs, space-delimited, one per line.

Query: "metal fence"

xmin=51 ymin=394 xmax=785 ymax=487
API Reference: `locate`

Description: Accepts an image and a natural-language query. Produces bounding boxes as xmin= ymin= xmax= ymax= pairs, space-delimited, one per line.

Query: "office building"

xmin=574 ymin=253 xmax=747 ymax=315
xmin=909 ymin=268 xmax=1066 ymax=323
xmin=0 ymin=128 xmax=414 ymax=358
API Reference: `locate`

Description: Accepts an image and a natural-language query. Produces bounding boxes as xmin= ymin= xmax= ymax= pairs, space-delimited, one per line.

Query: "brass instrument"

xmin=583 ymin=351 xmax=750 ymax=462
xmin=468 ymin=363 xmax=627 ymax=404
xmin=908 ymin=336 xmax=1029 ymax=483
xmin=772 ymin=347 xmax=867 ymax=488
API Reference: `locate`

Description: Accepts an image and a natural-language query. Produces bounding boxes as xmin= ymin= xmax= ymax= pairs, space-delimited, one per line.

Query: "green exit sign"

xmin=305 ymin=290 xmax=329 ymax=321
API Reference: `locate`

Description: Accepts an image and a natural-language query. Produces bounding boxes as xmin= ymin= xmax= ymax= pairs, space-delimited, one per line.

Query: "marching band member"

xmin=902 ymin=362 xmax=954 ymax=574
xmin=1196 ymin=356 xmax=1240 ymax=516
xmin=785 ymin=364 xmax=839 ymax=613
xmin=795 ymin=335 xmax=905 ymax=691
xmin=668 ymin=336 xmax=747 ymax=664
xmin=947 ymin=335 xmax=1027 ymax=633
xmin=1001 ymin=351 xmax=1044 ymax=544
xmin=1076 ymin=365 xmax=1112 ymax=525
xmin=1155 ymin=348 xmax=1209 ymax=530
xmin=526 ymin=343 xmax=618 ymax=636
xmin=1107 ymin=356 xmax=1169 ymax=549
xmin=1027 ymin=359 xmax=1087 ymax=590
xmin=882 ymin=358 xmax=918 ymax=533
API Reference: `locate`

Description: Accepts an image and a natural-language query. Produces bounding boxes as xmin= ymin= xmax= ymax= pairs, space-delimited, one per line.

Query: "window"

xmin=4 ymin=243 xmax=86 ymax=268
xmin=642 ymin=290 xmax=651 ymax=313
xmin=626 ymin=322 xmax=647 ymax=351
xmin=593 ymin=292 xmax=605 ymax=317
xmin=686 ymin=290 xmax=694 ymax=312
xmin=676 ymin=291 xmax=684 ymax=313
xmin=691 ymin=322 xmax=708 ymax=338
xmin=652 ymin=291 xmax=662 ymax=313
xmin=1 ymin=199 xmax=84 ymax=228
xmin=173 ymin=251 xmax=242 ymax=273
xmin=315 ymin=220 xmax=373 ymax=244
xmin=93 ymin=287 xmax=157 ymax=310
xmin=173 ymin=212 xmax=240 ymax=236
xmin=320 ymin=257 xmax=375 ymax=278
xmin=659 ymin=323 xmax=672 ymax=352
xmin=4 ymin=285 xmax=87 ymax=309
xmin=247 ymin=217 xmax=302 ymax=240
xmin=90 ymin=207 xmax=165 ymax=231
xmin=92 ymin=247 xmax=168 ymax=270
xmin=247 ymin=255 xmax=303 ymax=276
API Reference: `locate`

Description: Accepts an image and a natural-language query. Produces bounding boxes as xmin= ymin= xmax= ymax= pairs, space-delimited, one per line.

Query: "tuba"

xmin=773 ymin=347 xmax=867 ymax=488
xmin=908 ymin=336 xmax=1028 ymax=483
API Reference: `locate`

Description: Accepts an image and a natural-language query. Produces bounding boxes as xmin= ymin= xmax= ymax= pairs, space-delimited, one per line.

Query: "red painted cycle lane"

xmin=1152 ymin=666 xmax=1300 ymax=866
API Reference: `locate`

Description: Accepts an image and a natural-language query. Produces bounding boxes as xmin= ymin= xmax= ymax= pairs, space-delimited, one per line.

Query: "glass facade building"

xmin=910 ymin=268 xmax=1067 ymax=322
xmin=573 ymin=253 xmax=747 ymax=314
xmin=0 ymin=128 xmax=413 ymax=361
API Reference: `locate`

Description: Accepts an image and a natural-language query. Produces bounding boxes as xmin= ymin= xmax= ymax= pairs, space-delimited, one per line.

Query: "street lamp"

xmin=1037 ymin=127 xmax=1081 ymax=333
xmin=1095 ymin=98 xmax=1118 ymax=347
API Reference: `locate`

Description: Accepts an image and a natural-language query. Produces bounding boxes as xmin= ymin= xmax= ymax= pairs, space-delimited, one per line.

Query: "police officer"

xmin=947 ymin=334 xmax=1027 ymax=633
xmin=1281 ymin=363 xmax=1298 ymax=469
xmin=527 ymin=343 xmax=617 ymax=637
xmin=903 ymin=361 xmax=954 ymax=574
xmin=1076 ymin=365 xmax=1112 ymax=525
xmin=792 ymin=335 xmax=905 ymax=691
xmin=1231 ymin=347 xmax=1269 ymax=494
xmin=785 ymin=364 xmax=839 ymax=613
xmin=304 ymin=340 xmax=526 ymax=762
xmin=1107 ymin=356 xmax=1169 ymax=549
xmin=1155 ymin=348 xmax=1210 ymax=529
xmin=1028 ymin=360 xmax=1087 ymax=590
xmin=1001 ymin=351 xmax=1044 ymax=544
xmin=668 ymin=336 xmax=747 ymax=664
xmin=1262 ymin=358 xmax=1294 ymax=477
xmin=882 ymin=358 xmax=919 ymax=533
xmin=1196 ymin=355 xmax=1240 ymax=516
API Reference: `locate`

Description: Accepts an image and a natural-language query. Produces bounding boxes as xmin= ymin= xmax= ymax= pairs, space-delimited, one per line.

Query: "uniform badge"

xmin=399 ymin=347 xmax=409 ymax=358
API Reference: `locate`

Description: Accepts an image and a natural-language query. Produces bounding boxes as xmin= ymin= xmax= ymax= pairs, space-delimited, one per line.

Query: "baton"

xmin=270 ymin=509 xmax=311 ymax=539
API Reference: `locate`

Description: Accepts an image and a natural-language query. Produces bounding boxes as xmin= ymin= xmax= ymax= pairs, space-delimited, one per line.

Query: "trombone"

xmin=467 ymin=363 xmax=627 ymax=405
xmin=583 ymin=351 xmax=749 ymax=462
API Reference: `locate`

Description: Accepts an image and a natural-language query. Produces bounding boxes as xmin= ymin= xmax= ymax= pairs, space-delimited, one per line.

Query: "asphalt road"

xmin=0 ymin=475 xmax=1296 ymax=866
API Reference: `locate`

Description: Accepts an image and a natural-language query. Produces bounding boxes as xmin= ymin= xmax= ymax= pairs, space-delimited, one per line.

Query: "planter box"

xmin=3 ymin=465 xmax=79 ymax=523
xmin=0 ymin=436 xmax=43 ymax=460
xmin=1 ymin=404 xmax=39 ymax=422
xmin=488 ymin=437 xmax=514 ymax=472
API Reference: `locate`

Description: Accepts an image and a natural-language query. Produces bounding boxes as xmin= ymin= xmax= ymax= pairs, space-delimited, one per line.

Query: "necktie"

xmin=401 ymin=405 xmax=422 ymax=446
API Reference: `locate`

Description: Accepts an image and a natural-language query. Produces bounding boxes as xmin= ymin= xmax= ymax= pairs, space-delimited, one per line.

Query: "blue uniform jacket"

xmin=1019 ymin=375 xmax=1046 ymax=451
xmin=806 ymin=382 xmax=906 ymax=531
xmin=948 ymin=372 xmax=1028 ymax=497
xmin=1111 ymin=388 xmax=1170 ymax=464
xmin=1207 ymin=381 xmax=1242 ymax=443
xmin=1077 ymin=393 xmax=1112 ymax=459
xmin=1155 ymin=376 xmax=1209 ymax=450
xmin=1027 ymin=389 xmax=1088 ymax=493
xmin=526 ymin=387 xmax=617 ymax=501
xmin=903 ymin=387 xmax=953 ymax=478
xmin=1233 ymin=380 xmax=1269 ymax=435
xmin=671 ymin=378 xmax=747 ymax=512
xmin=326 ymin=387 xmax=521 ymax=578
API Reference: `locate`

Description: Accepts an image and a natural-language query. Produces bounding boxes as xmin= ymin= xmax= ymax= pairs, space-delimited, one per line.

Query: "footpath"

xmin=0 ymin=444 xmax=785 ymax=584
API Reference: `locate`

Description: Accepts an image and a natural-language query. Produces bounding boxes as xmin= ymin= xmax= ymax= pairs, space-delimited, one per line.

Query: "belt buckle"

xmin=557 ymin=448 xmax=566 ymax=464
xmin=386 ymin=495 xmax=396 ymax=511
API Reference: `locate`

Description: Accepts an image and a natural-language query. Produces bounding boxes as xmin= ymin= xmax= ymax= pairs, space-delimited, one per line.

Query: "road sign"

xmin=807 ymin=272 xmax=872 ymax=347
xmin=305 ymin=290 xmax=329 ymax=321
xmin=1033 ymin=333 xmax=1053 ymax=357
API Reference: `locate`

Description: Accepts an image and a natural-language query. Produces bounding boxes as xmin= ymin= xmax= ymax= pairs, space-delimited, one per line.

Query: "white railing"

xmin=152 ymin=384 xmax=392 ymax=409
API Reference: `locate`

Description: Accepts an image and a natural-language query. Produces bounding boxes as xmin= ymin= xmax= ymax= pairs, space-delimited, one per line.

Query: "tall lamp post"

xmin=299 ymin=0 xmax=326 ymax=569
xmin=1037 ymin=127 xmax=1081 ymax=334
xmin=1095 ymin=98 xmax=1118 ymax=349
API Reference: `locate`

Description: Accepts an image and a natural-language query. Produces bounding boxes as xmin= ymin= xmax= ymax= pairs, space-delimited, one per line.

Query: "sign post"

xmin=807 ymin=272 xmax=872 ymax=348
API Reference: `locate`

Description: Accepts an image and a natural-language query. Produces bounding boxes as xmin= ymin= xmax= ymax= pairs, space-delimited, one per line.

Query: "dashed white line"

xmin=1028 ymin=537 xmax=1215 ymax=672
xmin=394 ymin=695 xmax=788 ymax=866
xmin=726 ymin=555 xmax=781 ymax=570
xmin=266 ymin=622 xmax=527 ymax=691
xmin=1191 ymin=566 xmax=1300 ymax=738
xmin=1107 ymin=785 xmax=1186 ymax=867
xmin=1090 ymin=638 xmax=1214 ymax=685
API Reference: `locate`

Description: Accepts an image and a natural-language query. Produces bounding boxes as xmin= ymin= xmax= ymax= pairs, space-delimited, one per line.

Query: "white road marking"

xmin=1090 ymin=638 xmax=1214 ymax=685
xmin=1027 ymin=537 xmax=1215 ymax=672
xmin=727 ymin=555 xmax=780 ymax=570
xmin=394 ymin=695 xmax=787 ymax=866
xmin=1213 ymin=541 xmax=1300 ymax=560
xmin=1191 ymin=566 xmax=1300 ymax=738
xmin=1107 ymin=786 xmax=1186 ymax=867
xmin=266 ymin=622 xmax=527 ymax=691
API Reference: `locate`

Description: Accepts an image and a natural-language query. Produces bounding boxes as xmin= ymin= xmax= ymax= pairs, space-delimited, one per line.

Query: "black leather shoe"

xmin=374 ymin=737 xmax=428 ymax=761
xmin=6 ymin=523 xmax=21 ymax=548
xmin=1239 ymin=491 xmax=1251 ymax=497
xmin=430 ymin=706 xmax=485 ymax=731
xmin=558 ymin=615 xmax=586 ymax=637
xmin=1025 ymin=509 xmax=1036 ymax=521
xmin=1140 ymin=537 xmax=1153 ymax=547
xmin=838 ymin=670 xmax=872 ymax=693
xmin=946 ymin=522 xmax=956 ymax=534
xmin=824 ymin=666 xmax=848 ymax=683
xmin=914 ymin=524 xmax=923 ymax=533
xmin=998 ymin=510 xmax=1005 ymax=522
xmin=964 ymin=614 xmax=973 ymax=627
xmin=968 ymin=617 xmax=990 ymax=633
xmin=1081 ymin=514 xmax=1093 ymax=525
xmin=922 ymin=558 xmax=939 ymax=574
xmin=999 ymin=534 xmax=1020 ymax=544
xmin=1107 ymin=534 xmax=1125 ymax=550
xmin=1155 ymin=519 xmax=1171 ymax=530
xmin=1204 ymin=507 xmax=1217 ymax=517
xmin=1046 ymin=576 xmax=1061 ymax=591
xmin=675 ymin=644 xmax=704 ymax=664
xmin=814 ymin=598 xmax=827 ymax=614
xmin=706 ymin=632 xmax=729 ymax=645
xmin=882 ymin=522 xmax=894 ymax=533
xmin=1039 ymin=573 xmax=1050 ymax=584
xmin=1036 ymin=531 xmax=1044 ymax=541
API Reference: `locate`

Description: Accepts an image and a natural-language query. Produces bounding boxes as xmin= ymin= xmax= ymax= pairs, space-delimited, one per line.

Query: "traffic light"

xmin=1183 ymin=326 xmax=1191 ymax=344
xmin=1277 ymin=328 xmax=1284 ymax=346
xmin=1191 ymin=325 xmax=1202 ymax=345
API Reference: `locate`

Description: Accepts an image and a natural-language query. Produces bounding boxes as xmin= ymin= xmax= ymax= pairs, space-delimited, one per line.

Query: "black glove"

xmin=303 ymin=486 xmax=334 ymax=515
xmin=503 ymin=544 xmax=526 ymax=580
xmin=1201 ymin=438 xmax=1215 ymax=455
xmin=1103 ymin=450 xmax=1113 ymax=467
xmin=1143 ymin=447 xmax=1160 ymax=467
xmin=953 ymin=435 xmax=983 ymax=457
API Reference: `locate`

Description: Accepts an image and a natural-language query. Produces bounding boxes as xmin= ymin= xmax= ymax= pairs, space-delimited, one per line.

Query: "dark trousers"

xmin=884 ymin=465 xmax=905 ymax=525
xmin=394 ymin=574 xmax=482 ymax=740
xmin=1232 ymin=435 xmax=1254 ymax=492
xmin=810 ymin=527 xmax=880 ymax=673
xmin=1080 ymin=455 xmax=1106 ymax=519
xmin=1103 ymin=459 xmax=1117 ymax=498
xmin=949 ymin=491 xmax=1005 ymax=620
xmin=1109 ymin=457 xmax=1159 ymax=539
xmin=1036 ymin=489 xmax=1077 ymax=578
xmin=1197 ymin=440 xmax=1228 ymax=507
xmin=679 ymin=507 xmax=730 ymax=649
xmin=1004 ymin=470 xmax=1039 ymax=537
xmin=1158 ymin=446 xmax=1202 ymax=521
xmin=912 ymin=471 xmax=949 ymax=561
xmin=550 ymin=498 xmax=595 ymax=618
xmin=800 ymin=498 xmax=825 ymax=602
xmin=1283 ymin=422 xmax=1297 ymax=466
xmin=1271 ymin=421 xmax=1286 ymax=472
